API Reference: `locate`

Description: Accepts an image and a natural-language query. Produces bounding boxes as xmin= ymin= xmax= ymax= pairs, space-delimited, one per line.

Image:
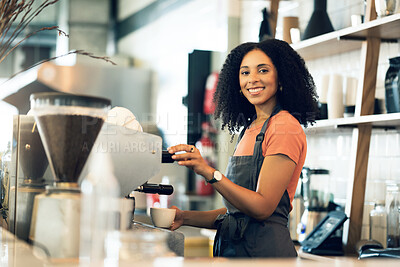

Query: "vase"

xmin=259 ymin=7 xmax=272 ymax=41
xmin=302 ymin=0 xmax=334 ymax=40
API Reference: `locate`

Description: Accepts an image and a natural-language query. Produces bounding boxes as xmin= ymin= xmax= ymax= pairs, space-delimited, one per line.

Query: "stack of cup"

xmin=344 ymin=77 xmax=358 ymax=117
xmin=318 ymin=74 xmax=330 ymax=120
xmin=327 ymin=74 xmax=344 ymax=119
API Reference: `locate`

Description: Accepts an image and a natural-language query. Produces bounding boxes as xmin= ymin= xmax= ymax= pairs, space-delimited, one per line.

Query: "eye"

xmin=259 ymin=68 xmax=269 ymax=73
xmin=240 ymin=70 xmax=250 ymax=75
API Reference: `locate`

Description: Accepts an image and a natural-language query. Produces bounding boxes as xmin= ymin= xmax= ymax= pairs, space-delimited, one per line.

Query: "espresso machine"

xmin=26 ymin=92 xmax=178 ymax=259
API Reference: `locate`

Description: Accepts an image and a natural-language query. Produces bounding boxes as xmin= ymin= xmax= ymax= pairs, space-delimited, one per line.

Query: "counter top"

xmin=1 ymin=226 xmax=399 ymax=266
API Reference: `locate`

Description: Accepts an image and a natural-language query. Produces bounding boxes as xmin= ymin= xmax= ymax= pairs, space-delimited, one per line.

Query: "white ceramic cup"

xmin=150 ymin=207 xmax=176 ymax=228
xmin=351 ymin=15 xmax=363 ymax=26
xmin=290 ymin=28 xmax=301 ymax=44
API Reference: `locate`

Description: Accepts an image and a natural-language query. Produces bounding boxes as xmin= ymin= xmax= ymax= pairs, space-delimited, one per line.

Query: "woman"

xmin=167 ymin=39 xmax=319 ymax=257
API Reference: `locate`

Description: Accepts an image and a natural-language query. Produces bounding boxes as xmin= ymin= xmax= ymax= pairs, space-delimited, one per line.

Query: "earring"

xmin=279 ymin=84 xmax=283 ymax=92
xmin=239 ymin=90 xmax=243 ymax=95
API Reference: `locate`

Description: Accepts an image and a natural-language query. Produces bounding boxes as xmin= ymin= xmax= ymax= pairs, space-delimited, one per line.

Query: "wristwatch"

xmin=207 ymin=170 xmax=222 ymax=184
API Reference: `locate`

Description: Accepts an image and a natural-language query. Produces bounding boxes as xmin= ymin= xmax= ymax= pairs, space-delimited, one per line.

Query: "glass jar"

xmin=385 ymin=183 xmax=400 ymax=248
xmin=118 ymin=230 xmax=175 ymax=262
xmin=80 ymin=152 xmax=120 ymax=264
xmin=370 ymin=201 xmax=387 ymax=248
xmin=308 ymin=168 xmax=331 ymax=209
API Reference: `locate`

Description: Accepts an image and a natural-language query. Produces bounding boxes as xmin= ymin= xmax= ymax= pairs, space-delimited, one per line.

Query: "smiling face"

xmin=239 ymin=49 xmax=278 ymax=114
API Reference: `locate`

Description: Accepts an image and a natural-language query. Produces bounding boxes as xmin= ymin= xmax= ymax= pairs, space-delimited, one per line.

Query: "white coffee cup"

xmin=150 ymin=207 xmax=176 ymax=228
xmin=351 ymin=15 xmax=363 ymax=26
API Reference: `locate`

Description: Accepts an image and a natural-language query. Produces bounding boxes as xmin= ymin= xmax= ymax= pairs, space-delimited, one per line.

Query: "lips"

xmin=247 ymin=87 xmax=264 ymax=95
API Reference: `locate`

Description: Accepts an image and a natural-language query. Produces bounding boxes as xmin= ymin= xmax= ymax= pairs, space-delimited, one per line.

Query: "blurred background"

xmin=0 ymin=1 xmax=400 ymax=255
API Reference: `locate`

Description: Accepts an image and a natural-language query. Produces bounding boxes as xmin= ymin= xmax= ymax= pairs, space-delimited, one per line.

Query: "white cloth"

xmin=106 ymin=106 xmax=143 ymax=132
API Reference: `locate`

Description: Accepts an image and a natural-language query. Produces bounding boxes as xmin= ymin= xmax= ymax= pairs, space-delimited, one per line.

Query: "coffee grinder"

xmin=28 ymin=92 xmax=111 ymax=259
xmin=10 ymin=115 xmax=49 ymax=242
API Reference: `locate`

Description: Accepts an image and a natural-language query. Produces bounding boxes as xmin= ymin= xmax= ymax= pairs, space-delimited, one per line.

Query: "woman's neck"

xmin=249 ymin=105 xmax=277 ymax=129
xmin=253 ymin=99 xmax=277 ymax=123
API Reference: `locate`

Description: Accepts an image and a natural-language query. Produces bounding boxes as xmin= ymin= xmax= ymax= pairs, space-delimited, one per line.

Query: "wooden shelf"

xmin=305 ymin=113 xmax=400 ymax=133
xmin=292 ymin=13 xmax=400 ymax=60
xmin=291 ymin=2 xmax=399 ymax=254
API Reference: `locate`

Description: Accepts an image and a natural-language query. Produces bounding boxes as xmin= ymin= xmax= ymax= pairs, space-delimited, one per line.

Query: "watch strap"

xmin=206 ymin=170 xmax=221 ymax=185
xmin=207 ymin=177 xmax=218 ymax=184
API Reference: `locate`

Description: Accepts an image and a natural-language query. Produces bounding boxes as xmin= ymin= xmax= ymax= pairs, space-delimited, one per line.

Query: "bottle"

xmin=385 ymin=56 xmax=400 ymax=113
xmin=386 ymin=184 xmax=400 ymax=248
xmin=80 ymin=152 xmax=120 ymax=266
xmin=369 ymin=201 xmax=387 ymax=248
xmin=259 ymin=7 xmax=272 ymax=41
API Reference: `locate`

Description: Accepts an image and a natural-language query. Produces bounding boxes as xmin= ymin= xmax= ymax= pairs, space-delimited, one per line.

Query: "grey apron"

xmin=213 ymin=105 xmax=297 ymax=258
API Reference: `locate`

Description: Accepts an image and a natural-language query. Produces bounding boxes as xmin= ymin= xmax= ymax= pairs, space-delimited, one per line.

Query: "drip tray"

xmin=131 ymin=221 xmax=184 ymax=257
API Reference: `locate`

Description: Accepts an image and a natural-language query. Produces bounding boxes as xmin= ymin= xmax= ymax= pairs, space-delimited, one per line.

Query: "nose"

xmin=248 ymin=72 xmax=260 ymax=83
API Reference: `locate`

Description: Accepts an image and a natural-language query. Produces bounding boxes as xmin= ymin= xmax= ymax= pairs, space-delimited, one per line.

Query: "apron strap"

xmin=233 ymin=127 xmax=247 ymax=152
xmin=234 ymin=104 xmax=282 ymax=155
xmin=250 ymin=104 xmax=282 ymax=189
xmin=252 ymin=104 xmax=282 ymax=157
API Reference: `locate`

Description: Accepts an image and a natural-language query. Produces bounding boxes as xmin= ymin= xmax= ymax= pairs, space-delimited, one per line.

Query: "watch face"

xmin=214 ymin=171 xmax=222 ymax=181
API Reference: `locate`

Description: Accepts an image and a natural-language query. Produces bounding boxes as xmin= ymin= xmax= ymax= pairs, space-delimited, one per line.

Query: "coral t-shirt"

xmin=234 ymin=110 xmax=306 ymax=210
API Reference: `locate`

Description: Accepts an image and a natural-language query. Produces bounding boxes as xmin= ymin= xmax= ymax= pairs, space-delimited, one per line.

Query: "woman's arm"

xmin=170 ymin=207 xmax=227 ymax=230
xmin=168 ymin=144 xmax=295 ymax=221
xmin=213 ymin=154 xmax=295 ymax=221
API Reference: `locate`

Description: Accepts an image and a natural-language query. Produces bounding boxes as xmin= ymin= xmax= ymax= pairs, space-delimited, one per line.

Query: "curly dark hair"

xmin=213 ymin=39 xmax=319 ymax=135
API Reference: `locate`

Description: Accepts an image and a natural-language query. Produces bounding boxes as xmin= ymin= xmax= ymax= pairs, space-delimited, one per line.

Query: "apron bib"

xmin=213 ymin=105 xmax=297 ymax=258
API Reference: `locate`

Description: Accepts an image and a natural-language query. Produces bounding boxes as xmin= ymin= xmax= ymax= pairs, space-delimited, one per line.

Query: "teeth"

xmin=248 ymin=88 xmax=263 ymax=93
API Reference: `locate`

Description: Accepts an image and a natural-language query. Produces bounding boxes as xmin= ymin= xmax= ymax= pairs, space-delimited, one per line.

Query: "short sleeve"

xmin=263 ymin=113 xmax=306 ymax=164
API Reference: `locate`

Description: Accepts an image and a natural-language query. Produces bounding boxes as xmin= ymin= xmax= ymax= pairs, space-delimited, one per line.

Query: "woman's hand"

xmin=168 ymin=144 xmax=214 ymax=179
xmin=169 ymin=206 xmax=227 ymax=230
xmin=169 ymin=205 xmax=184 ymax=231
